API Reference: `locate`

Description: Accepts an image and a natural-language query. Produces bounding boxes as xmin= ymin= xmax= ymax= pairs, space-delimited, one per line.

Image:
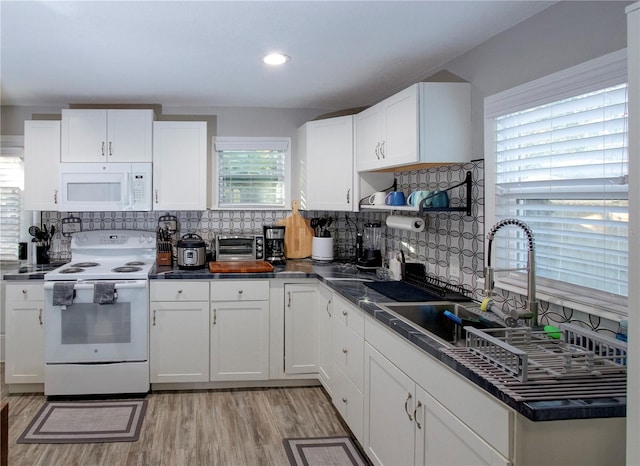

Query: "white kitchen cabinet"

xmin=61 ymin=109 xmax=154 ymax=163
xmin=23 ymin=120 xmax=61 ymax=210
xmin=332 ymin=294 xmax=365 ymax=444
xmin=284 ymin=283 xmax=318 ymax=375
xmin=210 ymin=281 xmax=270 ymax=381
xmin=316 ymin=283 xmax=333 ymax=393
xmin=4 ymin=283 xmax=45 ymax=386
xmin=298 ymin=116 xmax=355 ymax=211
xmin=150 ymin=281 xmax=210 ymax=383
xmin=152 ymin=121 xmax=208 ymax=211
xmin=355 ymin=82 xmax=470 ymax=172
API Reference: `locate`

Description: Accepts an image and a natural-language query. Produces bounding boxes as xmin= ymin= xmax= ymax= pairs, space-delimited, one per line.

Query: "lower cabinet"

xmin=210 ymin=280 xmax=270 ymax=381
xmin=316 ymin=284 xmax=334 ymax=394
xmin=284 ymin=283 xmax=318 ymax=374
xmin=4 ymin=283 xmax=45 ymax=385
xmin=150 ymin=282 xmax=210 ymax=383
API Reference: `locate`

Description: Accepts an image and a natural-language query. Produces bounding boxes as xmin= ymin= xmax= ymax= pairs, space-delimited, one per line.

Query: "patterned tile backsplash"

xmin=42 ymin=159 xmax=620 ymax=336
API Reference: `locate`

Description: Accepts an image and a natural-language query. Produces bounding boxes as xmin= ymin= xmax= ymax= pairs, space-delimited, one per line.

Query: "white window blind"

xmin=485 ymin=49 xmax=629 ymax=312
xmin=0 ymin=153 xmax=24 ymax=263
xmin=215 ymin=137 xmax=290 ymax=209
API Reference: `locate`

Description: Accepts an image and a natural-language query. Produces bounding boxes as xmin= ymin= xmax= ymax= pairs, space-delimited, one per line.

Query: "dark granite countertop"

xmin=4 ymin=259 xmax=625 ymax=421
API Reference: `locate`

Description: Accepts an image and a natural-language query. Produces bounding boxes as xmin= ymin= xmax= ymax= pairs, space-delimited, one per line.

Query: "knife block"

xmin=157 ymin=240 xmax=173 ymax=266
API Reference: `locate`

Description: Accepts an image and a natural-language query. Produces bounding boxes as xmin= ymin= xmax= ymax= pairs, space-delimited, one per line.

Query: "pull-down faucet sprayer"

xmin=483 ymin=218 xmax=539 ymax=328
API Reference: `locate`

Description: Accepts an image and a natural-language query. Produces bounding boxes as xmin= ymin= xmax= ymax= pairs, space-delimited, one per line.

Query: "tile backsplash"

xmin=42 ymin=159 xmax=620 ymax=336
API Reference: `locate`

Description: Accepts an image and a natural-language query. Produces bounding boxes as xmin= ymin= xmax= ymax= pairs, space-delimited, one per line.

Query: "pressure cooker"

xmin=176 ymin=233 xmax=207 ymax=270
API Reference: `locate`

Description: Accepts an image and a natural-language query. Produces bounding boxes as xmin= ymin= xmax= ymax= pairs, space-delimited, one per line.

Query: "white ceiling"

xmin=1 ymin=1 xmax=556 ymax=112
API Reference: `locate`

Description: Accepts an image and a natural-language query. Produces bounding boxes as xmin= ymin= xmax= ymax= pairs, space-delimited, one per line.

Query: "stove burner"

xmin=71 ymin=262 xmax=100 ymax=268
xmin=60 ymin=267 xmax=85 ymax=274
xmin=112 ymin=266 xmax=143 ymax=273
xmin=125 ymin=261 xmax=145 ymax=266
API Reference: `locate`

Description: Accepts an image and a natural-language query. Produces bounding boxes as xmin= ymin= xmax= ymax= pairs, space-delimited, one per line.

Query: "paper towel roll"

xmin=385 ymin=215 xmax=425 ymax=232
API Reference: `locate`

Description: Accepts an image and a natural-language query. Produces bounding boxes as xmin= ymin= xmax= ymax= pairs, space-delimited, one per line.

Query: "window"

xmin=485 ymin=49 xmax=628 ymax=315
xmin=0 ymin=141 xmax=24 ymax=263
xmin=214 ymin=137 xmax=291 ymax=209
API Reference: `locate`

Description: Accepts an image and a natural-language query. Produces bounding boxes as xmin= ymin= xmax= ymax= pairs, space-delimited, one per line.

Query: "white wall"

xmin=426 ymin=1 xmax=631 ymax=157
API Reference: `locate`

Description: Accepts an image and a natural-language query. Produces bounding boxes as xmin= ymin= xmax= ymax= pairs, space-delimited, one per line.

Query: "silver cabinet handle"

xmin=154 ymin=189 xmax=159 ymax=203
xmin=346 ymin=188 xmax=350 ymax=204
xmin=108 ymin=141 xmax=112 ymax=156
xmin=54 ymin=189 xmax=58 ymax=204
xmin=287 ymin=291 xmax=291 ymax=308
xmin=380 ymin=140 xmax=386 ymax=158
xmin=101 ymin=141 xmax=105 ymax=157
xmin=413 ymin=401 xmax=423 ymax=429
xmin=404 ymin=392 xmax=413 ymax=421
xmin=38 ymin=308 xmax=43 ymax=325
xmin=153 ymin=309 xmax=156 ymax=326
xmin=326 ymin=299 xmax=332 ymax=317
xmin=213 ymin=308 xmax=217 ymax=326
xmin=375 ymin=142 xmax=381 ymax=160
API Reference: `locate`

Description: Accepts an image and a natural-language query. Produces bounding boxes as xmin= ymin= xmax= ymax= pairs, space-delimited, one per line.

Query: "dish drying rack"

xmin=461 ymin=323 xmax=627 ymax=383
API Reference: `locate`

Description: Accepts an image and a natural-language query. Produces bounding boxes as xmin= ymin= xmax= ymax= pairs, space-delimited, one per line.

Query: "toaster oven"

xmin=215 ymin=234 xmax=264 ymax=261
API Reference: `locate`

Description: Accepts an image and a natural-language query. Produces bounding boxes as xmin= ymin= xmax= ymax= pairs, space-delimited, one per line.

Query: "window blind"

xmin=493 ymin=84 xmax=629 ymax=297
xmin=0 ymin=154 xmax=24 ymax=262
xmin=215 ymin=137 xmax=290 ymax=209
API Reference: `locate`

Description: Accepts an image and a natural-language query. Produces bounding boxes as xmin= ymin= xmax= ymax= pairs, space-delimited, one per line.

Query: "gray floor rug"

xmin=17 ymin=399 xmax=147 ymax=444
xmin=283 ymin=436 xmax=369 ymax=466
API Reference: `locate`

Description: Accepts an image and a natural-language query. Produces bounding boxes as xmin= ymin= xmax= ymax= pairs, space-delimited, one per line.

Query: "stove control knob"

xmin=75 ymin=234 xmax=88 ymax=245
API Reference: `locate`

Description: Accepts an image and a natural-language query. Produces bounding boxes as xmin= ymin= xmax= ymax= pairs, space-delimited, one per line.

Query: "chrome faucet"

xmin=483 ymin=218 xmax=539 ymax=328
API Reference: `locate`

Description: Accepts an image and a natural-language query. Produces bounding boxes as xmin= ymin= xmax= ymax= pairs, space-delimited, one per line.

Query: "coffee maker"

xmin=263 ymin=225 xmax=286 ymax=265
xmin=356 ymin=222 xmax=382 ymax=269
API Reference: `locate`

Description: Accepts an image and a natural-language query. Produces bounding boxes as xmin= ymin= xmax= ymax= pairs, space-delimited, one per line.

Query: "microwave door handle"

xmin=124 ymin=172 xmax=132 ymax=210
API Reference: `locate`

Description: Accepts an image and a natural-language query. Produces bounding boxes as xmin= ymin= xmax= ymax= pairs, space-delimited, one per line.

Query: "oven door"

xmin=44 ymin=280 xmax=148 ymax=363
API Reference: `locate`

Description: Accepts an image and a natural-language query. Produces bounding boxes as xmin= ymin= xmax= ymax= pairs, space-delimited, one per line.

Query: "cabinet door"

xmin=107 ymin=109 xmax=153 ymax=162
xmin=61 ymin=109 xmax=108 ymax=162
xmin=381 ymin=84 xmax=419 ymax=168
xmin=416 ymin=386 xmax=510 ymax=466
xmin=284 ymin=284 xmax=318 ymax=374
xmin=355 ymin=105 xmax=383 ymax=172
xmin=305 ymin=116 xmax=355 ymax=211
xmin=317 ymin=285 xmax=333 ymax=393
xmin=364 ymin=343 xmax=415 ymax=466
xmin=210 ymin=301 xmax=270 ymax=381
xmin=24 ymin=120 xmax=60 ymax=210
xmin=333 ymin=365 xmax=365 ymax=445
xmin=152 ymin=121 xmax=208 ymax=210
xmin=5 ymin=301 xmax=45 ymax=384
xmin=150 ymin=301 xmax=210 ymax=383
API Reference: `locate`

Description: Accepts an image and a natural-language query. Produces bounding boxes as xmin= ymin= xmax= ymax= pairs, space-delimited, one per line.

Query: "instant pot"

xmin=176 ymin=233 xmax=207 ymax=270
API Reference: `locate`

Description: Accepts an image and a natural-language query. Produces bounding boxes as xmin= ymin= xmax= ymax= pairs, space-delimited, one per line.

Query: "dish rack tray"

xmin=464 ymin=323 xmax=627 ymax=382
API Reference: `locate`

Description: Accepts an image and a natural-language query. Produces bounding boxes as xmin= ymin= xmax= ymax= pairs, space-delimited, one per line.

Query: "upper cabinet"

xmin=298 ymin=116 xmax=356 ymax=211
xmin=152 ymin=121 xmax=208 ymax=211
xmin=355 ymin=82 xmax=471 ymax=172
xmin=24 ymin=120 xmax=61 ymax=211
xmin=61 ymin=109 xmax=154 ymax=163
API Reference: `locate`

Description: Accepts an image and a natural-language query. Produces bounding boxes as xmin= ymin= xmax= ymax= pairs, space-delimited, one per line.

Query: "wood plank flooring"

xmin=0 ymin=364 xmax=351 ymax=466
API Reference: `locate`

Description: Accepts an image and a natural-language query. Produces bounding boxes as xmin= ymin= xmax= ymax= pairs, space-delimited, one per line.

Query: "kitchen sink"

xmin=377 ymin=301 xmax=504 ymax=346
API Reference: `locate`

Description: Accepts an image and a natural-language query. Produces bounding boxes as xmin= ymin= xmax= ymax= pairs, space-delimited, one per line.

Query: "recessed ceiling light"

xmin=263 ymin=53 xmax=290 ymax=66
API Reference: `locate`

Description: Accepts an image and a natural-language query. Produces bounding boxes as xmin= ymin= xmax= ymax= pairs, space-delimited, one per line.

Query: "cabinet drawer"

xmin=333 ymin=294 xmax=364 ymax=337
xmin=334 ymin=319 xmax=364 ymax=392
xmin=333 ymin=365 xmax=364 ymax=444
xmin=150 ymin=281 xmax=209 ymax=301
xmin=5 ymin=283 xmax=44 ymax=301
xmin=211 ymin=280 xmax=269 ymax=302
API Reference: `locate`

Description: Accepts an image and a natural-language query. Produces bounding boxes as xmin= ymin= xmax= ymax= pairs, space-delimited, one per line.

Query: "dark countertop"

xmin=4 ymin=259 xmax=625 ymax=421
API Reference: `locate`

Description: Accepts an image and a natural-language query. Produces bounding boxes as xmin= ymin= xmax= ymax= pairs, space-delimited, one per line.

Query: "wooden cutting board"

xmin=209 ymin=261 xmax=274 ymax=273
xmin=278 ymin=200 xmax=313 ymax=259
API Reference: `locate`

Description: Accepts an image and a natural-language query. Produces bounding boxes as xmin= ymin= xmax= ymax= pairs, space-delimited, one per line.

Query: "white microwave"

xmin=59 ymin=163 xmax=152 ymax=212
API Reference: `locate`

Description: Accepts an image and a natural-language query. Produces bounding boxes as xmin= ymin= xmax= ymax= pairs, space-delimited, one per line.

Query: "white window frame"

xmin=484 ymin=49 xmax=628 ymax=320
xmin=213 ymin=136 xmax=291 ymax=210
xmin=0 ymin=136 xmax=25 ymax=264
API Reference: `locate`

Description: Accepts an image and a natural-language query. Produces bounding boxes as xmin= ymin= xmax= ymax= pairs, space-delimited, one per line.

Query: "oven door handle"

xmin=44 ymin=280 xmax=148 ymax=290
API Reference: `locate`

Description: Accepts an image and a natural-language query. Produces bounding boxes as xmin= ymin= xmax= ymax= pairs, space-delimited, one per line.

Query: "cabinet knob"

xmin=342 ymin=348 xmax=348 ymax=354
xmin=342 ymin=397 xmax=347 ymax=403
xmin=178 ymin=289 xmax=183 ymax=294
xmin=22 ymin=289 xmax=27 ymax=295
xmin=342 ymin=310 xmax=347 ymax=316
xmin=238 ymin=289 xmax=243 ymax=294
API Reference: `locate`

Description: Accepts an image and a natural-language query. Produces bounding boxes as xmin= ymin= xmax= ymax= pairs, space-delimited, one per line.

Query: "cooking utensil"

xmin=310 ymin=218 xmax=319 ymax=237
xmin=29 ymin=225 xmax=42 ymax=241
xmin=277 ymin=200 xmax=313 ymax=258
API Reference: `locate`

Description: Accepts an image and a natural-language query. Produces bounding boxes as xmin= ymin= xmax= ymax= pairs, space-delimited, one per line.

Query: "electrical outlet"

xmin=449 ymin=254 xmax=460 ymax=278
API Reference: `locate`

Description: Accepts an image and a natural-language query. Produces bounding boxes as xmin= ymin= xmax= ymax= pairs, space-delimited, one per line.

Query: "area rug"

xmin=283 ymin=436 xmax=369 ymax=466
xmin=17 ymin=399 xmax=147 ymax=444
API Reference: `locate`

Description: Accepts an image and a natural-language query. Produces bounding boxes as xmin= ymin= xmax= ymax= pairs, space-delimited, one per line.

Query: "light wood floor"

xmin=0 ymin=364 xmax=352 ymax=466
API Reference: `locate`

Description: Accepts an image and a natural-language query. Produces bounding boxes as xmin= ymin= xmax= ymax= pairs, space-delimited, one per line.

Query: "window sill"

xmin=477 ymin=277 xmax=627 ymax=323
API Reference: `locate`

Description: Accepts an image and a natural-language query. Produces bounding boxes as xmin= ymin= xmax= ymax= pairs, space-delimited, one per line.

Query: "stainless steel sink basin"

xmin=378 ymin=301 xmax=504 ymax=346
